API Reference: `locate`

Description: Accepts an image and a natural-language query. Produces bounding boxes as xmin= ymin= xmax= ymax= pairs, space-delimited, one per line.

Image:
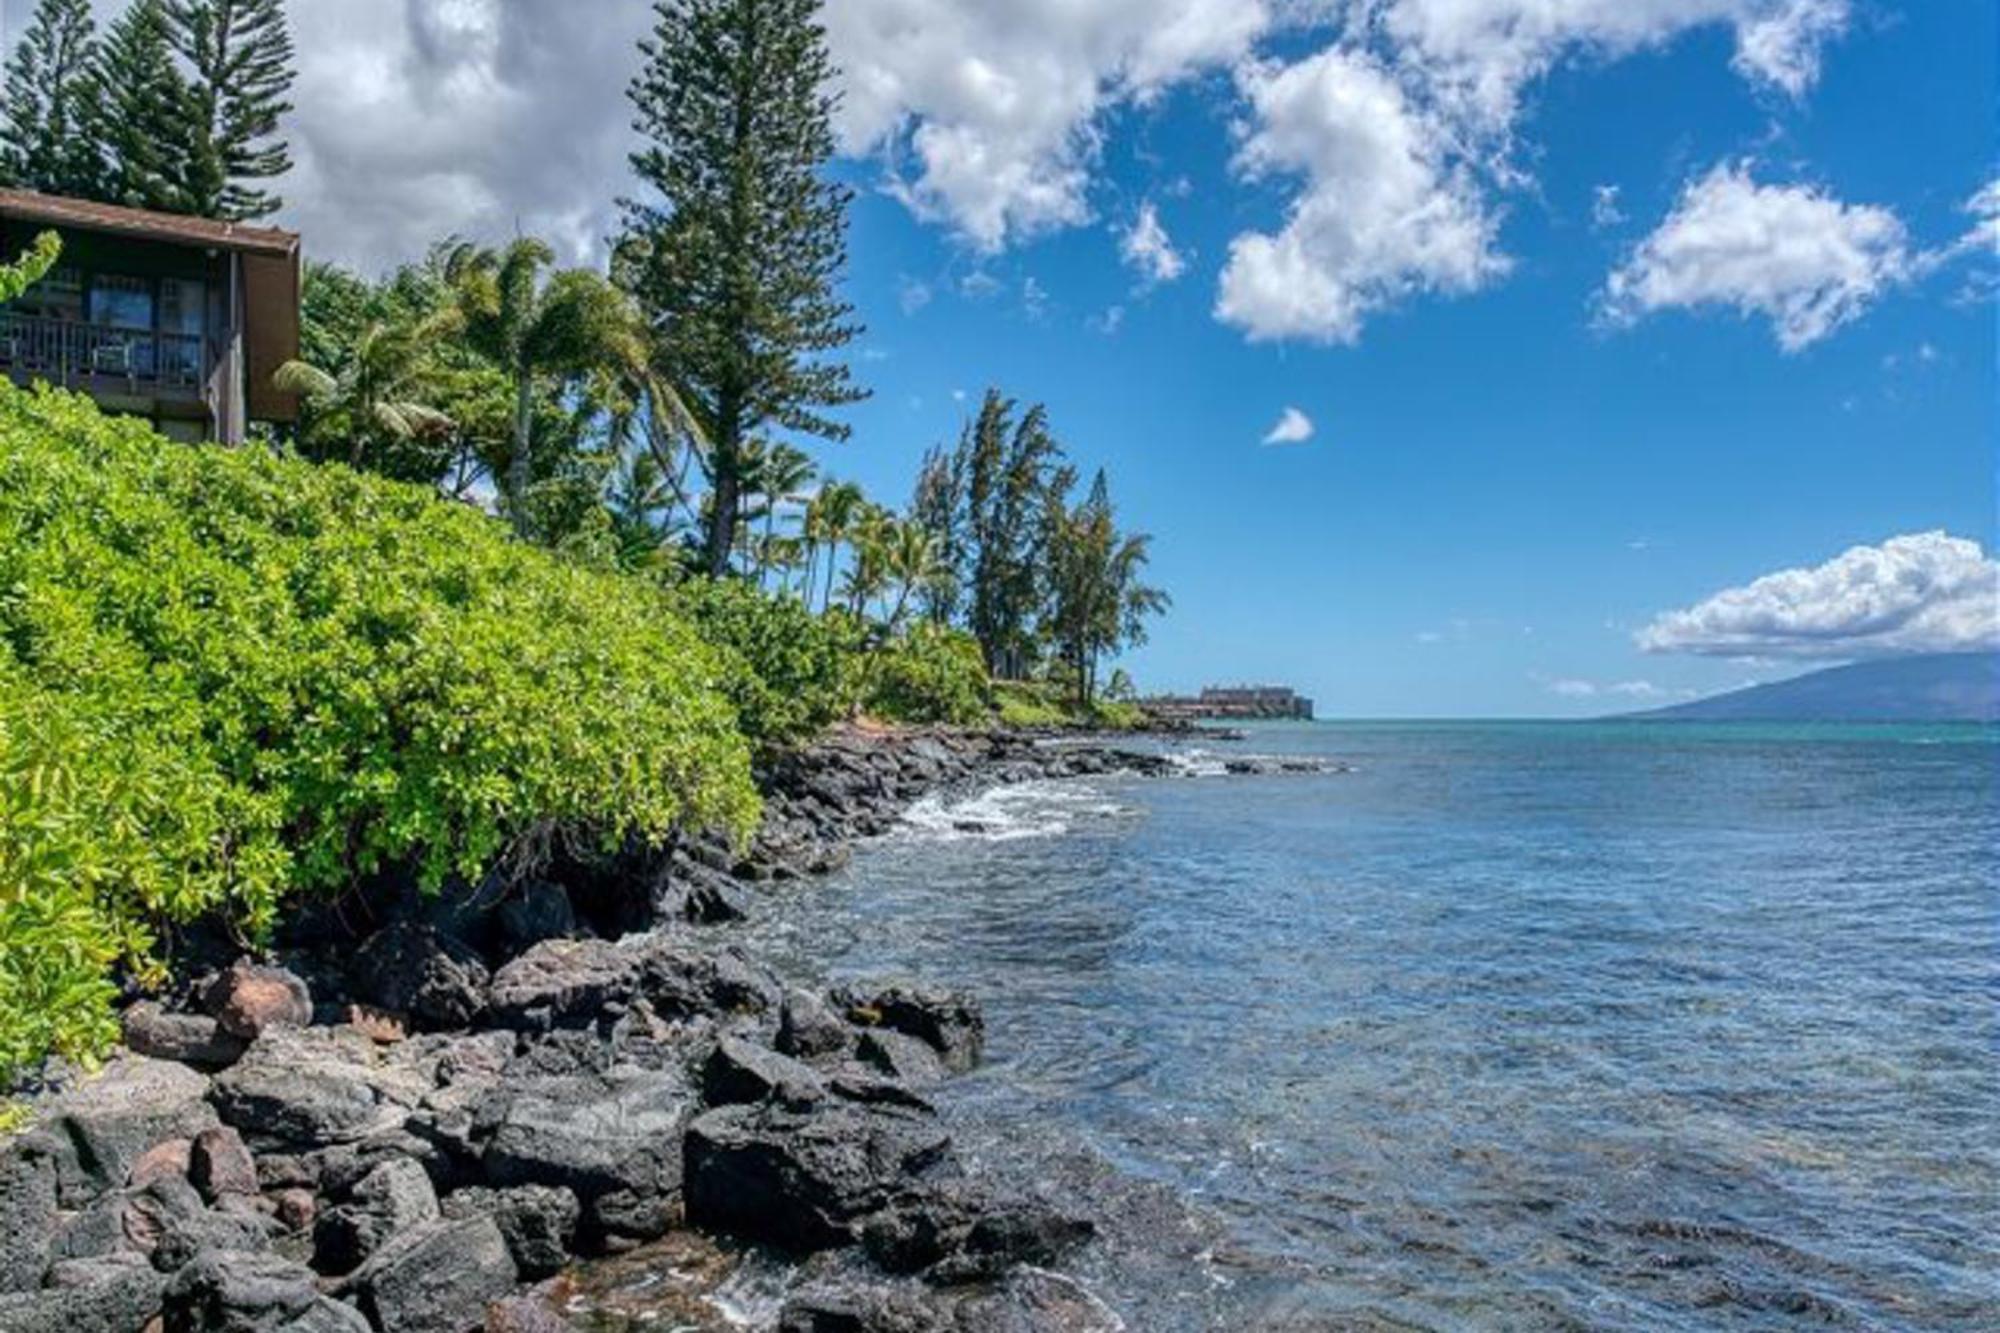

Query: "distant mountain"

xmin=1628 ymin=653 xmax=2000 ymax=722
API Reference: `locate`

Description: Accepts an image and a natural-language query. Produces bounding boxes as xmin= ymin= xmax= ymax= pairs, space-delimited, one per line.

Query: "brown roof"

xmin=0 ymin=189 xmax=298 ymax=257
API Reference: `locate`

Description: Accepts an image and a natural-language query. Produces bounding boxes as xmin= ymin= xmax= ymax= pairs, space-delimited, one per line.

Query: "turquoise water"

xmin=745 ymin=722 xmax=1999 ymax=1329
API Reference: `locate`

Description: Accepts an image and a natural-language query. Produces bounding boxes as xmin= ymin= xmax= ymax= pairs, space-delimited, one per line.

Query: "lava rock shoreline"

xmin=1 ymin=725 xmax=1322 ymax=1333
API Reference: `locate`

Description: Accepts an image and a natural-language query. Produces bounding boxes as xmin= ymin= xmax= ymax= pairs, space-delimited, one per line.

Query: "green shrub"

xmin=863 ymin=623 xmax=990 ymax=726
xmin=668 ymin=577 xmax=859 ymax=746
xmin=0 ymin=383 xmax=758 ymax=1085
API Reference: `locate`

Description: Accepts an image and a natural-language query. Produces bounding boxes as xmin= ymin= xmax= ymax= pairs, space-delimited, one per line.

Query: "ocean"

xmin=739 ymin=721 xmax=1999 ymax=1330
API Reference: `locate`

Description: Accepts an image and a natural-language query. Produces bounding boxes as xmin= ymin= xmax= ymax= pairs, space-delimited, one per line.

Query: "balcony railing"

xmin=0 ymin=312 xmax=207 ymax=397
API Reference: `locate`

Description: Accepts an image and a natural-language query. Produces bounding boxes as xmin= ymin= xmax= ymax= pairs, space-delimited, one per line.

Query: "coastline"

xmin=1 ymin=723 xmax=1318 ymax=1332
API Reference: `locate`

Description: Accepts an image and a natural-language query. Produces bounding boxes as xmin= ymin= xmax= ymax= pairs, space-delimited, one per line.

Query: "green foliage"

xmin=670 ymin=577 xmax=858 ymax=746
xmin=0 ymin=232 xmax=61 ymax=304
xmin=0 ymin=383 xmax=758 ymax=1085
xmin=0 ymin=0 xmax=107 ymax=196
xmin=622 ymin=0 xmax=865 ymax=575
xmin=861 ymin=623 xmax=990 ymax=727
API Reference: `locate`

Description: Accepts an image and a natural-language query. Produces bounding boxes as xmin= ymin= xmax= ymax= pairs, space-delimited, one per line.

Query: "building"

xmin=0 ymin=189 xmax=300 ymax=445
xmin=1144 ymin=684 xmax=1316 ymax=721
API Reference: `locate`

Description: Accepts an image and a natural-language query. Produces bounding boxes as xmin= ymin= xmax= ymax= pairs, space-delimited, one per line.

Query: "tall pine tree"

xmin=162 ymin=0 xmax=295 ymax=220
xmin=0 ymin=0 xmax=107 ymax=197
xmin=621 ymin=0 xmax=864 ymax=577
xmin=93 ymin=0 xmax=193 ymax=213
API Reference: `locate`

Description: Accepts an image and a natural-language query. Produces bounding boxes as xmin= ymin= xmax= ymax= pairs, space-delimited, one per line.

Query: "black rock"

xmin=0 ymin=1254 xmax=167 ymax=1333
xmin=834 ymin=983 xmax=984 ymax=1072
xmin=203 ymin=960 xmax=315 ymax=1040
xmin=189 ymin=1125 xmax=259 ymax=1203
xmin=0 ymin=1129 xmax=60 ymax=1291
xmin=161 ymin=1248 xmax=321 ymax=1332
xmin=440 ymin=1185 xmax=579 ymax=1280
xmin=41 ymin=1055 xmax=218 ymax=1205
xmin=312 ymin=1157 xmax=439 ymax=1275
xmin=683 ymin=1100 xmax=953 ymax=1252
xmin=475 ymin=1068 xmax=694 ymax=1246
xmin=123 ymin=1003 xmax=249 ymax=1069
xmin=701 ymin=1033 xmax=826 ymax=1109
xmin=495 ymin=881 xmax=575 ymax=953
xmin=776 ymin=986 xmax=853 ymax=1062
xmin=343 ymin=1216 xmax=517 ymax=1333
xmin=351 ymin=922 xmax=490 ymax=1029
xmin=853 ymin=1029 xmax=945 ymax=1087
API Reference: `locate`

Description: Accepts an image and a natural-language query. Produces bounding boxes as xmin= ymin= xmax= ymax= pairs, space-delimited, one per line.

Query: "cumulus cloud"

xmin=1216 ymin=49 xmax=1506 ymax=343
xmin=1120 ymin=201 xmax=1187 ymax=284
xmin=1600 ymin=162 xmax=1910 ymax=350
xmin=826 ymin=0 xmax=1268 ymax=250
xmin=1372 ymin=0 xmax=1848 ymax=132
xmin=1261 ymin=406 xmax=1315 ymax=445
xmin=1638 ymin=532 xmax=2000 ymax=659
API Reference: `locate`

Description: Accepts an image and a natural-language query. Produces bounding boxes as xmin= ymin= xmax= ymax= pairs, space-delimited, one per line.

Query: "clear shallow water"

xmin=742 ymin=722 xmax=2000 ymax=1330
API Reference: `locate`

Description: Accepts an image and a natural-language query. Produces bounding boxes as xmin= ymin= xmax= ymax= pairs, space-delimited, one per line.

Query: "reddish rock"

xmin=204 ymin=959 xmax=312 ymax=1039
xmin=346 ymin=1004 xmax=408 ymax=1045
xmin=189 ymin=1125 xmax=258 ymax=1201
xmin=127 ymin=1137 xmax=192 ymax=1190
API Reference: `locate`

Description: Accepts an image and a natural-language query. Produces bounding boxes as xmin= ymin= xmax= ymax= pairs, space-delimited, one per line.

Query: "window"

xmin=5 ymin=264 xmax=82 ymax=321
xmin=89 ymin=274 xmax=154 ymax=331
xmin=160 ymin=278 xmax=206 ymax=384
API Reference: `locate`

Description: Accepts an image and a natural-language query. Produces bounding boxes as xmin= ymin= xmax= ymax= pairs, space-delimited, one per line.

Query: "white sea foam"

xmin=898 ymin=780 xmax=1134 ymax=843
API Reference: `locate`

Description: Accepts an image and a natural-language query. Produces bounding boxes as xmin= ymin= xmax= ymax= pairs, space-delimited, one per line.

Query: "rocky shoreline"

xmin=1 ymin=726 xmax=1324 ymax=1333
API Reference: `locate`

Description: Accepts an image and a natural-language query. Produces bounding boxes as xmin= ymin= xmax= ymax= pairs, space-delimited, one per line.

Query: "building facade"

xmin=0 ymin=190 xmax=300 ymax=445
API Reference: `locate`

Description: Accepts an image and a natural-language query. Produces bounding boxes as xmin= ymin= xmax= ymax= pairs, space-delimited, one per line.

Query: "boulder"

xmin=775 ymin=1285 xmax=941 ymax=1333
xmin=475 ymin=1068 xmax=693 ymax=1244
xmin=0 ymin=1254 xmax=166 ymax=1332
xmin=211 ymin=1029 xmax=429 ymax=1149
xmin=1 ymin=1130 xmax=61 ymax=1291
xmin=834 ymin=984 xmax=983 ymax=1072
xmin=683 ymin=1101 xmax=953 ymax=1252
xmin=860 ymin=1184 xmax=1093 ymax=1281
xmin=205 ymin=961 xmax=314 ymax=1040
xmin=351 ymin=923 xmax=490 ymax=1030
xmin=123 ymin=1002 xmax=249 ymax=1069
xmin=51 ymin=1174 xmax=271 ymax=1272
xmin=274 ymin=1189 xmax=317 ymax=1233
xmin=161 ymin=1248 xmax=323 ymax=1332
xmin=701 ymin=1034 xmax=826 ymax=1109
xmin=484 ymin=1294 xmax=571 ymax=1333
xmin=440 ymin=1185 xmax=578 ymax=1280
xmin=129 ymin=1137 xmax=194 ymax=1190
xmin=484 ymin=935 xmax=777 ymax=1033
xmin=344 ymin=1216 xmax=517 ymax=1333
xmin=43 ymin=1055 xmax=218 ymax=1204
xmin=853 ymin=1029 xmax=945 ymax=1087
xmin=775 ymin=987 xmax=853 ymax=1062
xmin=495 ymin=881 xmax=574 ymax=952
xmin=312 ymin=1156 xmax=439 ymax=1274
xmin=190 ymin=1126 xmax=259 ymax=1202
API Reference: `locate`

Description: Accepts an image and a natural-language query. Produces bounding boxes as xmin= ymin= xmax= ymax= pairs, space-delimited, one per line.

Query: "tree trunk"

xmin=509 ymin=371 xmax=534 ymax=535
xmin=704 ymin=397 xmax=742 ymax=576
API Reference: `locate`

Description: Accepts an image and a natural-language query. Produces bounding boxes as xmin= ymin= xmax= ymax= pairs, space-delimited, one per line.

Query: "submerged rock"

xmin=834 ymin=983 xmax=984 ymax=1072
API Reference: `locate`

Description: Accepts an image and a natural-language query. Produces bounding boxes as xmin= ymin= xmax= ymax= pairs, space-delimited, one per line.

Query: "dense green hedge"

xmin=863 ymin=623 xmax=990 ymax=726
xmin=667 ymin=576 xmax=860 ymax=746
xmin=0 ymin=384 xmax=758 ymax=1083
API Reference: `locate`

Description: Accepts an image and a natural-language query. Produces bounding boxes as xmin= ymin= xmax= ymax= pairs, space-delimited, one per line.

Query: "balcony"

xmin=0 ymin=311 xmax=207 ymax=404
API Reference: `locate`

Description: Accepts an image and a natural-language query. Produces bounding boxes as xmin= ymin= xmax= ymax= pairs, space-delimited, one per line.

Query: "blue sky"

xmin=814 ymin=2 xmax=1997 ymax=715
xmin=17 ymin=0 xmax=1994 ymax=716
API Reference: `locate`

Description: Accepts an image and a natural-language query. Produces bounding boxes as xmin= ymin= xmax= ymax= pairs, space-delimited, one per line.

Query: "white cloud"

xmin=1547 ymin=677 xmax=1600 ymax=698
xmin=1638 ymin=532 xmax=2000 ymax=659
xmin=1120 ymin=201 xmax=1187 ymax=284
xmin=1600 ymin=162 xmax=1910 ymax=350
xmin=1261 ymin=405 xmax=1315 ymax=445
xmin=1592 ymin=184 xmax=1626 ymax=229
xmin=1216 ymin=48 xmax=1506 ymax=343
xmin=1373 ymin=0 xmax=1848 ymax=132
xmin=825 ymin=0 xmax=1269 ymax=251
xmin=897 ymin=276 xmax=934 ymax=314
xmin=1089 ymin=304 xmax=1127 ymax=335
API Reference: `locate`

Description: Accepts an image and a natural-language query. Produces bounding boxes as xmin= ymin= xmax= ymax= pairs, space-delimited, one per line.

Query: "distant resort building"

xmin=0 ymin=189 xmax=301 ymax=445
xmin=1145 ymin=684 xmax=1315 ymax=721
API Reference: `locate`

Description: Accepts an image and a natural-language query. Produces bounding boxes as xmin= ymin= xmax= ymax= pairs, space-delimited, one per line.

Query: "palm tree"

xmin=749 ymin=441 xmax=817 ymax=590
xmin=881 ymin=517 xmax=941 ymax=632
xmin=812 ymin=480 xmax=867 ymax=614
xmin=447 ymin=238 xmax=645 ymax=535
xmin=274 ymin=316 xmax=454 ymax=474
